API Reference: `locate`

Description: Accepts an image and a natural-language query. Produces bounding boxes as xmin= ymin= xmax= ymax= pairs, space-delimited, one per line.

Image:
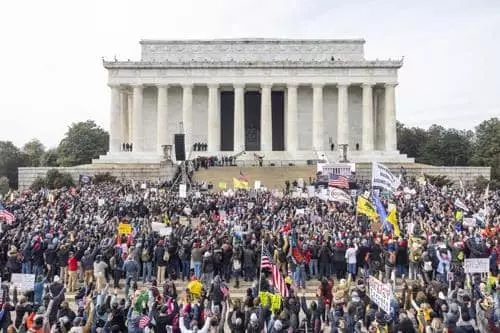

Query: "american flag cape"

xmin=261 ymin=245 xmax=289 ymax=298
xmin=328 ymin=174 xmax=349 ymax=189
xmin=0 ymin=203 xmax=15 ymax=224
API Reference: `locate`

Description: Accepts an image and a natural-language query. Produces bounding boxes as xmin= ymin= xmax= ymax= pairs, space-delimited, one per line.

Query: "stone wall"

xmin=355 ymin=164 xmax=491 ymax=185
xmin=18 ymin=164 xmax=176 ymax=190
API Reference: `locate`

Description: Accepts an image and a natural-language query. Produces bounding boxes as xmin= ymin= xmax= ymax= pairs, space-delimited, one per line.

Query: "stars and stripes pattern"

xmin=238 ymin=170 xmax=248 ymax=182
xmin=261 ymin=245 xmax=289 ymax=298
xmin=0 ymin=203 xmax=15 ymax=224
xmin=328 ymin=174 xmax=349 ymax=189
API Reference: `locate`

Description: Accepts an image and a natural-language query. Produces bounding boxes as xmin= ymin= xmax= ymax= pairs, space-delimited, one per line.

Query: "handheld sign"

xmin=464 ymin=258 xmax=489 ymax=274
xmin=11 ymin=274 xmax=36 ymax=292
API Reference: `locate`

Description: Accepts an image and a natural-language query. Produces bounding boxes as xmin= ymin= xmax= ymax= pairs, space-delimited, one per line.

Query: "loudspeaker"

xmin=174 ymin=134 xmax=186 ymax=161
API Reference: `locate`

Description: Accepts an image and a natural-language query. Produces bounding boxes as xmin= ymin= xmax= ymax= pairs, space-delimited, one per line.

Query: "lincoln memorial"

xmin=95 ymin=38 xmax=414 ymax=164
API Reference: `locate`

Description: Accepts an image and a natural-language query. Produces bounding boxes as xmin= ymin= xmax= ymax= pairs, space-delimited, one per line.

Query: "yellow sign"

xmin=233 ymin=178 xmax=249 ymax=190
xmin=218 ymin=182 xmax=227 ymax=189
xmin=118 ymin=223 xmax=132 ymax=235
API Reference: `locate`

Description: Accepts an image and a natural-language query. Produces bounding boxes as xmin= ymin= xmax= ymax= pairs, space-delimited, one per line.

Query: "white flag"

xmin=454 ymin=198 xmax=469 ymax=212
xmin=371 ymin=162 xmax=401 ymax=193
xmin=327 ymin=188 xmax=351 ymax=204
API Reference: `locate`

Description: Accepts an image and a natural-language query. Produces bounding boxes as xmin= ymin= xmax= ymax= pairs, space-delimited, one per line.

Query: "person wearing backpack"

xmin=141 ymin=242 xmax=153 ymax=283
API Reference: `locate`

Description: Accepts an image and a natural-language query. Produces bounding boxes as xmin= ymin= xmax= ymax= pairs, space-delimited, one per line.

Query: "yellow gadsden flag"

xmin=233 ymin=178 xmax=249 ymax=190
xmin=387 ymin=208 xmax=401 ymax=237
xmin=218 ymin=182 xmax=227 ymax=189
xmin=356 ymin=196 xmax=378 ymax=221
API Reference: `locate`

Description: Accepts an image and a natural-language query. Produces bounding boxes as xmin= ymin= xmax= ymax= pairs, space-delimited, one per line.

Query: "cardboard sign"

xmin=464 ymin=258 xmax=490 ymax=273
xmin=118 ymin=223 xmax=132 ymax=235
xmin=11 ymin=274 xmax=36 ymax=292
xmin=368 ymin=276 xmax=393 ymax=314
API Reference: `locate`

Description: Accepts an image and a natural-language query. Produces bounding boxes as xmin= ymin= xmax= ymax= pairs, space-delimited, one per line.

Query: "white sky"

xmin=0 ymin=0 xmax=499 ymax=148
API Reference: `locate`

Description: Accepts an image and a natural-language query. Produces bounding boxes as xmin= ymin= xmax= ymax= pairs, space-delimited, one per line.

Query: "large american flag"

xmin=261 ymin=245 xmax=289 ymax=298
xmin=0 ymin=203 xmax=15 ymax=224
xmin=328 ymin=174 xmax=349 ymax=189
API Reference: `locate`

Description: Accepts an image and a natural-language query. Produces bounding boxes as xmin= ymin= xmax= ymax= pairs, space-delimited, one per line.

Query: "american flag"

xmin=261 ymin=245 xmax=289 ymax=298
xmin=0 ymin=203 xmax=15 ymax=224
xmin=328 ymin=174 xmax=349 ymax=189
xmin=138 ymin=315 xmax=150 ymax=328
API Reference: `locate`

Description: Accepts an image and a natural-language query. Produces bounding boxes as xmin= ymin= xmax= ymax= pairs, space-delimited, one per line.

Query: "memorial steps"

xmin=193 ymin=166 xmax=316 ymax=189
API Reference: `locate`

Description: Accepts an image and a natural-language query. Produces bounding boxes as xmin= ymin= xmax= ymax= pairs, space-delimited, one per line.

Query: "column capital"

xmin=337 ymin=83 xmax=349 ymax=89
xmin=286 ymin=83 xmax=299 ymax=89
xmin=361 ymin=83 xmax=374 ymax=88
xmin=156 ymin=84 xmax=169 ymax=89
xmin=384 ymin=82 xmax=398 ymax=88
xmin=182 ymin=83 xmax=194 ymax=89
xmin=260 ymin=83 xmax=273 ymax=89
xmin=207 ymin=83 xmax=219 ymax=89
xmin=130 ymin=83 xmax=143 ymax=89
xmin=233 ymin=83 xmax=245 ymax=89
xmin=108 ymin=83 xmax=121 ymax=89
xmin=312 ymin=83 xmax=324 ymax=89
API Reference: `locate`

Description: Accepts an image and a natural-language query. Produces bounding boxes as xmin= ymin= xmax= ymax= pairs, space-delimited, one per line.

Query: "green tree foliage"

xmin=0 ymin=141 xmax=25 ymax=188
xmin=397 ymin=123 xmax=474 ymax=167
xmin=57 ymin=120 xmax=109 ymax=166
xmin=22 ymin=138 xmax=45 ymax=167
xmin=470 ymin=118 xmax=500 ymax=180
xmin=30 ymin=177 xmax=47 ymax=191
xmin=0 ymin=176 xmax=9 ymax=196
xmin=44 ymin=169 xmax=75 ymax=189
xmin=93 ymin=172 xmax=117 ymax=184
xmin=40 ymin=148 xmax=60 ymax=167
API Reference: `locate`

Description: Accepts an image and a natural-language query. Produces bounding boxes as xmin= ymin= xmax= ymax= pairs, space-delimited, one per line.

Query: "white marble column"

xmin=337 ymin=84 xmax=349 ymax=146
xmin=127 ymin=92 xmax=133 ymax=142
xmin=120 ymin=89 xmax=129 ymax=145
xmin=156 ymin=85 xmax=169 ymax=153
xmin=182 ymin=84 xmax=193 ymax=155
xmin=286 ymin=84 xmax=298 ymax=152
xmin=234 ymin=84 xmax=245 ymax=152
xmin=384 ymin=83 xmax=397 ymax=151
xmin=132 ymin=84 xmax=143 ymax=152
xmin=361 ymin=83 xmax=374 ymax=151
xmin=207 ymin=84 xmax=220 ymax=152
xmin=260 ymin=84 xmax=272 ymax=151
xmin=312 ymin=84 xmax=324 ymax=150
xmin=109 ymin=84 xmax=121 ymax=153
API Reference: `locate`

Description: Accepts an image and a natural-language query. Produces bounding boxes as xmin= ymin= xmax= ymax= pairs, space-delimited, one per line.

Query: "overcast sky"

xmin=0 ymin=0 xmax=498 ymax=148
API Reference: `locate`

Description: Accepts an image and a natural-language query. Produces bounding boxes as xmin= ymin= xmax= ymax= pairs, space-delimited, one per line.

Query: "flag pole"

xmin=258 ymin=238 xmax=264 ymax=294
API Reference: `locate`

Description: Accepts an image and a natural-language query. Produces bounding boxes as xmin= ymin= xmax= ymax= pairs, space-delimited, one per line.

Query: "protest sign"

xmin=11 ymin=273 xmax=36 ymax=292
xmin=371 ymin=162 xmax=401 ymax=193
xmin=159 ymin=227 xmax=172 ymax=236
xmin=464 ymin=258 xmax=490 ymax=273
xmin=97 ymin=198 xmax=105 ymax=207
xmin=179 ymin=216 xmax=189 ymax=226
xmin=368 ymin=276 xmax=393 ymax=314
xmin=254 ymin=180 xmax=261 ymax=190
xmin=118 ymin=223 xmax=132 ymax=235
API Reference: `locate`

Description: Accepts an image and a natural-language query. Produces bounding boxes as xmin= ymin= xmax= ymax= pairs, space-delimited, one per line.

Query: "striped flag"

xmin=0 ymin=203 xmax=15 ymax=224
xmin=261 ymin=245 xmax=289 ymax=298
xmin=238 ymin=170 xmax=248 ymax=182
xmin=328 ymin=174 xmax=349 ymax=189
xmin=138 ymin=315 xmax=150 ymax=328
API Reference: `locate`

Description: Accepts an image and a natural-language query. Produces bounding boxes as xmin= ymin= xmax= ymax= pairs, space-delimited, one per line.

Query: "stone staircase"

xmin=193 ymin=166 xmax=316 ymax=189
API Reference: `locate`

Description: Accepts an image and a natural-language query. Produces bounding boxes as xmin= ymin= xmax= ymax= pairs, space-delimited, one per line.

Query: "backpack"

xmin=141 ymin=249 xmax=150 ymax=262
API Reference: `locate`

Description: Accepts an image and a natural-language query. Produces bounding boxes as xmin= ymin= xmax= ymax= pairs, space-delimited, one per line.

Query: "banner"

xmin=368 ymin=276 xmax=393 ymax=314
xmin=11 ymin=274 xmax=36 ymax=292
xmin=179 ymin=184 xmax=187 ymax=198
xmin=356 ymin=196 xmax=378 ymax=221
xmin=233 ymin=178 xmax=249 ymax=190
xmin=464 ymin=258 xmax=490 ymax=273
xmin=327 ymin=187 xmax=351 ymax=204
xmin=371 ymin=162 xmax=401 ymax=193
xmin=454 ymin=198 xmax=469 ymax=212
xmin=258 ymin=292 xmax=282 ymax=312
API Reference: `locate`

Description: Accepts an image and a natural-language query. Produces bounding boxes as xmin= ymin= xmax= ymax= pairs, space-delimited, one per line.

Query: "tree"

xmin=397 ymin=122 xmax=427 ymax=160
xmin=0 ymin=141 xmax=25 ymax=188
xmin=0 ymin=176 xmax=9 ymax=196
xmin=22 ymin=138 xmax=45 ymax=167
xmin=57 ymin=120 xmax=109 ymax=166
xmin=40 ymin=148 xmax=60 ymax=167
xmin=470 ymin=117 xmax=500 ymax=180
xmin=45 ymin=169 xmax=74 ymax=189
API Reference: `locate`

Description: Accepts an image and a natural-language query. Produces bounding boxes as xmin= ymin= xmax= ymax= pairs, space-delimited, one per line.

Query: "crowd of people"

xmin=0 ymin=170 xmax=498 ymax=333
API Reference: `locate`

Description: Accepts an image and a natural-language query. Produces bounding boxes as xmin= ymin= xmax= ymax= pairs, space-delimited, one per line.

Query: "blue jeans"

xmin=142 ymin=262 xmax=152 ymax=282
xmin=309 ymin=259 xmax=318 ymax=278
xmin=22 ymin=261 xmax=32 ymax=274
xmin=32 ymin=264 xmax=43 ymax=277
xmin=193 ymin=262 xmax=201 ymax=279
xmin=181 ymin=260 xmax=190 ymax=280
xmin=347 ymin=263 xmax=357 ymax=277
xmin=396 ymin=264 xmax=407 ymax=277
xmin=295 ymin=265 xmax=306 ymax=288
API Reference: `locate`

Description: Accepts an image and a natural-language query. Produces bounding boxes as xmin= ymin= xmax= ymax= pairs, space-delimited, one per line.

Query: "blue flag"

xmin=372 ymin=192 xmax=392 ymax=233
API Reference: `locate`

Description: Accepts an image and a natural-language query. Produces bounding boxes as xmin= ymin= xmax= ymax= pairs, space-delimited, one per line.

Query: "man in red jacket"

xmin=67 ymin=252 xmax=78 ymax=292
